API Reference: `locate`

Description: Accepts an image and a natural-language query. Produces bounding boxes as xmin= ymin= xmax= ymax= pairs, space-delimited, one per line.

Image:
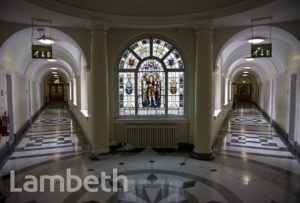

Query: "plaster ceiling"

xmin=0 ymin=0 xmax=299 ymax=28
xmin=214 ymin=0 xmax=300 ymax=27
xmin=55 ymin=0 xmax=243 ymax=17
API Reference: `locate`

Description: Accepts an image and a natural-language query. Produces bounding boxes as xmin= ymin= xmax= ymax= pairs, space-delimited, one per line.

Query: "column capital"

xmin=87 ymin=23 xmax=110 ymax=34
xmin=194 ymin=23 xmax=214 ymax=34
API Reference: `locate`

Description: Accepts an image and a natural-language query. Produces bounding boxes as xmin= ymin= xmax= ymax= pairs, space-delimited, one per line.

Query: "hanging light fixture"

xmin=38 ymin=35 xmax=55 ymax=44
xmin=47 ymin=58 xmax=58 ymax=62
xmin=245 ymin=57 xmax=254 ymax=61
xmin=247 ymin=37 xmax=264 ymax=44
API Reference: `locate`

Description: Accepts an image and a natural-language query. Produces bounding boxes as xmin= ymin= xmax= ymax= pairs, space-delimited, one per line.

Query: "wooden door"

xmin=50 ymin=84 xmax=64 ymax=101
xmin=237 ymin=84 xmax=252 ymax=102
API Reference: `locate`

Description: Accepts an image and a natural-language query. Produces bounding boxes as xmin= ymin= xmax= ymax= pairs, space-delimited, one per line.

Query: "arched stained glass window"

xmin=118 ymin=38 xmax=184 ymax=116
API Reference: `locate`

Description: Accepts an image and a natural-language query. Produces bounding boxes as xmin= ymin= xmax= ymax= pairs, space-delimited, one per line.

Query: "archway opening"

xmin=45 ymin=74 xmax=67 ymax=103
xmin=232 ymin=72 xmax=259 ymax=103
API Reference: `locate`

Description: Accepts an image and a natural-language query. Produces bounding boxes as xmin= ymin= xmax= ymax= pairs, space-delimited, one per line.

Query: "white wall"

xmin=13 ymin=75 xmax=29 ymax=132
xmin=273 ymin=75 xmax=289 ymax=131
xmin=259 ymin=80 xmax=271 ymax=116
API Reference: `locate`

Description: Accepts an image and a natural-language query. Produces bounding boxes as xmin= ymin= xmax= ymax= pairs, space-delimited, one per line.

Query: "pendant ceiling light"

xmin=38 ymin=35 xmax=55 ymax=45
xmin=47 ymin=58 xmax=58 ymax=62
xmin=247 ymin=37 xmax=264 ymax=44
xmin=245 ymin=57 xmax=254 ymax=61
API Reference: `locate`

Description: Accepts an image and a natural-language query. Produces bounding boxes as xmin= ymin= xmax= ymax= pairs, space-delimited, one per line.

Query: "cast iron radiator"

xmin=126 ymin=126 xmax=178 ymax=149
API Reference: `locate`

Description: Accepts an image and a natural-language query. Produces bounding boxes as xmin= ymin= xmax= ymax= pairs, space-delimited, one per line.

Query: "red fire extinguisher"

xmin=0 ymin=115 xmax=2 ymax=136
xmin=2 ymin=111 xmax=10 ymax=137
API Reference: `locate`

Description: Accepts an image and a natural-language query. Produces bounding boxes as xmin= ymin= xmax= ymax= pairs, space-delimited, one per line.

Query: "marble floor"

xmin=0 ymin=102 xmax=300 ymax=203
xmin=0 ymin=102 xmax=87 ymax=177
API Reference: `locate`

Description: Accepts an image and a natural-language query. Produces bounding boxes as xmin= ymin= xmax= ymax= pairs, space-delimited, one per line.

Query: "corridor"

xmin=221 ymin=103 xmax=295 ymax=159
xmin=0 ymin=103 xmax=299 ymax=203
xmin=1 ymin=1 xmax=300 ymax=202
xmin=0 ymin=102 xmax=87 ymax=177
xmin=220 ymin=103 xmax=300 ymax=175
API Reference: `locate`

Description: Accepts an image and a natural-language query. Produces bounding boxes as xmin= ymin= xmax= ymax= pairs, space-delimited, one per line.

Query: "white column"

xmin=192 ymin=26 xmax=214 ymax=160
xmin=89 ymin=28 xmax=110 ymax=155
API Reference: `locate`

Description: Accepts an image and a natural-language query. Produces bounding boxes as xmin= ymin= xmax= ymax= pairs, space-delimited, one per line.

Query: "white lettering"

xmin=101 ymin=171 xmax=111 ymax=192
xmin=10 ymin=171 xmax=22 ymax=192
xmin=83 ymin=175 xmax=99 ymax=192
xmin=66 ymin=168 xmax=82 ymax=192
xmin=23 ymin=175 xmax=37 ymax=192
xmin=112 ymin=169 xmax=128 ymax=192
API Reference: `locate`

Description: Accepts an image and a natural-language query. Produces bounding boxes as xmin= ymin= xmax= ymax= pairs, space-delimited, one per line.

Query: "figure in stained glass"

xmin=126 ymin=74 xmax=133 ymax=94
xmin=142 ymin=73 xmax=161 ymax=107
xmin=118 ymin=37 xmax=184 ymax=116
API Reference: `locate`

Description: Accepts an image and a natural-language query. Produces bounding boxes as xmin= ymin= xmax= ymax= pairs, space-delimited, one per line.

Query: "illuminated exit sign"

xmin=32 ymin=45 xmax=52 ymax=59
xmin=251 ymin=43 xmax=272 ymax=58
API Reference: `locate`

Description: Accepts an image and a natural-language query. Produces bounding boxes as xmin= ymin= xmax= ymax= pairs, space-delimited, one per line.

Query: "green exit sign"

xmin=251 ymin=43 xmax=272 ymax=58
xmin=32 ymin=45 xmax=52 ymax=59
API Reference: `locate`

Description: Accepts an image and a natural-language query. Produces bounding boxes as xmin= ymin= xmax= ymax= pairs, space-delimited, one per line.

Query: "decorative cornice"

xmin=194 ymin=21 xmax=214 ymax=33
xmin=26 ymin=0 xmax=274 ymax=28
xmin=87 ymin=24 xmax=110 ymax=32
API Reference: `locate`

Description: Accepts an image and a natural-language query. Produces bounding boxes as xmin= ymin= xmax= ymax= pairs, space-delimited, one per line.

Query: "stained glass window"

xmin=118 ymin=38 xmax=185 ymax=116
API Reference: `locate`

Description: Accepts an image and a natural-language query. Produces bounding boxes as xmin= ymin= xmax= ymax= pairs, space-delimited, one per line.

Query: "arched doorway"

xmin=47 ymin=75 xmax=66 ymax=102
xmin=233 ymin=73 xmax=258 ymax=103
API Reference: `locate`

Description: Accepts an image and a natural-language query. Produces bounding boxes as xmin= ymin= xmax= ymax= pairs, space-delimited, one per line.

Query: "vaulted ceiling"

xmin=0 ymin=0 xmax=300 ymax=28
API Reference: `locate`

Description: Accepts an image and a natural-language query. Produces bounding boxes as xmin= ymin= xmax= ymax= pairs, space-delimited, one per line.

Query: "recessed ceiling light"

xmin=50 ymin=67 xmax=58 ymax=70
xmin=38 ymin=35 xmax=55 ymax=45
xmin=243 ymin=71 xmax=249 ymax=74
xmin=244 ymin=66 xmax=251 ymax=69
xmin=245 ymin=57 xmax=254 ymax=61
xmin=47 ymin=58 xmax=58 ymax=62
xmin=242 ymin=74 xmax=248 ymax=77
xmin=242 ymin=81 xmax=246 ymax=83
xmin=52 ymin=72 xmax=58 ymax=74
xmin=247 ymin=37 xmax=264 ymax=44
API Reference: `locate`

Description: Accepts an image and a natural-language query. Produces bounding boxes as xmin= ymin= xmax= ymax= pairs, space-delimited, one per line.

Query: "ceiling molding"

xmin=26 ymin=0 xmax=274 ymax=28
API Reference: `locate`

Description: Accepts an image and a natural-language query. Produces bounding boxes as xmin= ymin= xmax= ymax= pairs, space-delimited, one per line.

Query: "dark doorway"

xmin=237 ymin=84 xmax=252 ymax=102
xmin=5 ymin=74 xmax=15 ymax=143
xmin=50 ymin=85 xmax=64 ymax=101
xmin=47 ymin=75 xmax=65 ymax=102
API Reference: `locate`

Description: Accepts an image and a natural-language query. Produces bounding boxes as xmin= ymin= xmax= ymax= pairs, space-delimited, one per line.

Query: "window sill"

xmin=115 ymin=117 xmax=189 ymax=123
xmin=213 ymin=109 xmax=222 ymax=120
xmin=80 ymin=109 xmax=90 ymax=118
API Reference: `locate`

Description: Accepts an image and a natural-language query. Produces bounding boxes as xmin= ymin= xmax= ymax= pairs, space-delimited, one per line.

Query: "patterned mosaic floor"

xmin=0 ymin=102 xmax=87 ymax=177
xmin=0 ymin=102 xmax=299 ymax=203
xmin=221 ymin=103 xmax=292 ymax=158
